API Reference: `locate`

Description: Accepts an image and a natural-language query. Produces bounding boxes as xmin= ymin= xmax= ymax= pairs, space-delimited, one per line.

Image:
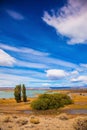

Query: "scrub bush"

xmin=31 ymin=93 xmax=73 ymax=110
xmin=73 ymin=117 xmax=87 ymax=130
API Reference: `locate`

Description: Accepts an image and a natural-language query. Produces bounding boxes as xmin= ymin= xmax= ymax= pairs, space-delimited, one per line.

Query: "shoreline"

xmin=0 ymin=97 xmax=87 ymax=116
xmin=0 ymin=89 xmax=87 ymax=116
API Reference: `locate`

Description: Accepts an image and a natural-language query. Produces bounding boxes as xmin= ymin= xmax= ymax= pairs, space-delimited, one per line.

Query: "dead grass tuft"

xmin=73 ymin=117 xmax=87 ymax=130
xmin=30 ymin=116 xmax=40 ymax=124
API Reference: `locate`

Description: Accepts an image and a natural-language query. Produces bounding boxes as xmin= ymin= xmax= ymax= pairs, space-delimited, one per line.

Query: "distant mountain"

xmin=50 ymin=87 xmax=71 ymax=90
xmin=50 ymin=86 xmax=87 ymax=90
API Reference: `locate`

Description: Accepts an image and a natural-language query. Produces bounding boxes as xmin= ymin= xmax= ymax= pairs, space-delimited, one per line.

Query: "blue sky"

xmin=0 ymin=0 xmax=87 ymax=88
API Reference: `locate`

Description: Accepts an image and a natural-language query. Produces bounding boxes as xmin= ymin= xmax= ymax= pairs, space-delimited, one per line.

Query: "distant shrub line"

xmin=31 ymin=93 xmax=73 ymax=110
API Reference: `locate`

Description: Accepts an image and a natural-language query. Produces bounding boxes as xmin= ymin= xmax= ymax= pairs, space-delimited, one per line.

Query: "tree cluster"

xmin=14 ymin=84 xmax=27 ymax=103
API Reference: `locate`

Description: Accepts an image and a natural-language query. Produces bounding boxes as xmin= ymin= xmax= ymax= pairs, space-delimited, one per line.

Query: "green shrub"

xmin=31 ymin=93 xmax=73 ymax=110
xmin=31 ymin=98 xmax=49 ymax=110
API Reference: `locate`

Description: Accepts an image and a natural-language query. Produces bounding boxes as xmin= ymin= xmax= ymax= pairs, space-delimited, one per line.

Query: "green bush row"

xmin=31 ymin=93 xmax=73 ymax=110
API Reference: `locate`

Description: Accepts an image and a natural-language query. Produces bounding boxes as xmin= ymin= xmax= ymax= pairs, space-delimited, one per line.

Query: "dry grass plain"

xmin=0 ymin=90 xmax=87 ymax=114
xmin=64 ymin=93 xmax=87 ymax=110
xmin=0 ymin=90 xmax=87 ymax=130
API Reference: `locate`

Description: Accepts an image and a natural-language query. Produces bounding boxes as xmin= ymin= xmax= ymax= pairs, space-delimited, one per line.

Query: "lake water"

xmin=65 ymin=109 xmax=87 ymax=114
xmin=0 ymin=89 xmax=47 ymax=99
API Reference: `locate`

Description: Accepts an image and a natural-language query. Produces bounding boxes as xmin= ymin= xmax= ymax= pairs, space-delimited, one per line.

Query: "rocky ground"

xmin=0 ymin=113 xmax=85 ymax=130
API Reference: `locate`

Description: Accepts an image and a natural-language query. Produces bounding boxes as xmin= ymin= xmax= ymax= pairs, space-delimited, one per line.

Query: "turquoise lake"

xmin=0 ymin=89 xmax=47 ymax=99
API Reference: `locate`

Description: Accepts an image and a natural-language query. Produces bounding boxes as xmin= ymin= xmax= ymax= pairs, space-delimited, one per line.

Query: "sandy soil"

xmin=0 ymin=93 xmax=87 ymax=130
xmin=0 ymin=113 xmax=78 ymax=130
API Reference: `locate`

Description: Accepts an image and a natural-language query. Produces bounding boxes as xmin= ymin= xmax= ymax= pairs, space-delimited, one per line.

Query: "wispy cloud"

xmin=0 ymin=49 xmax=16 ymax=67
xmin=17 ymin=50 xmax=79 ymax=69
xmin=0 ymin=68 xmax=46 ymax=79
xmin=0 ymin=43 xmax=49 ymax=56
xmin=42 ymin=83 xmax=51 ymax=87
xmin=0 ymin=73 xmax=35 ymax=87
xmin=0 ymin=73 xmax=51 ymax=87
xmin=6 ymin=9 xmax=24 ymax=20
xmin=80 ymin=64 xmax=87 ymax=68
xmin=42 ymin=0 xmax=87 ymax=44
xmin=16 ymin=60 xmax=48 ymax=69
xmin=0 ymin=43 xmax=79 ymax=69
xmin=18 ymin=52 xmax=81 ymax=71
xmin=1 ymin=44 xmax=86 ymax=87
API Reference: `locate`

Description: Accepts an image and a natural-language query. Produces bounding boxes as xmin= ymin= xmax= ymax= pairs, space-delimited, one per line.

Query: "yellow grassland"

xmin=0 ymin=90 xmax=87 ymax=115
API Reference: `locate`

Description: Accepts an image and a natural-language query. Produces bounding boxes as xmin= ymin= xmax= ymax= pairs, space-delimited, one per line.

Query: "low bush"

xmin=58 ymin=113 xmax=69 ymax=120
xmin=2 ymin=116 xmax=12 ymax=123
xmin=73 ymin=117 xmax=87 ymax=130
xmin=16 ymin=118 xmax=28 ymax=126
xmin=31 ymin=93 xmax=73 ymax=110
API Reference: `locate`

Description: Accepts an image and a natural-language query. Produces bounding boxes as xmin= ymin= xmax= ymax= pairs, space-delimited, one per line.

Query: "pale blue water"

xmin=0 ymin=89 xmax=47 ymax=99
xmin=65 ymin=109 xmax=87 ymax=114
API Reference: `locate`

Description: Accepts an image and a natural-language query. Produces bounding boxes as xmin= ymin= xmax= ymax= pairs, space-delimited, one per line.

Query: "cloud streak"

xmin=0 ymin=43 xmax=79 ymax=69
xmin=0 ymin=49 xmax=16 ymax=67
xmin=42 ymin=0 xmax=87 ymax=44
xmin=6 ymin=9 xmax=24 ymax=20
xmin=0 ymin=43 xmax=49 ymax=56
xmin=0 ymin=73 xmax=52 ymax=87
xmin=16 ymin=60 xmax=48 ymax=69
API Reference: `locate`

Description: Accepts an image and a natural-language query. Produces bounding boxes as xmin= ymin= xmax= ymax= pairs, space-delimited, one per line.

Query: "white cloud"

xmin=42 ymin=0 xmax=87 ymax=44
xmin=0 ymin=49 xmax=16 ymax=67
xmin=42 ymin=83 xmax=51 ymax=87
xmin=80 ymin=64 xmax=87 ymax=68
xmin=46 ymin=69 xmax=68 ymax=80
xmin=71 ymin=70 xmax=78 ymax=75
xmin=6 ymin=9 xmax=24 ymax=20
xmin=0 ymin=43 xmax=49 ymax=56
xmin=71 ymin=75 xmax=87 ymax=83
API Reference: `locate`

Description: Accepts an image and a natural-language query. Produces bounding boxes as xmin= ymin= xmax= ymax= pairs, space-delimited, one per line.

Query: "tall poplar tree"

xmin=22 ymin=84 xmax=27 ymax=102
xmin=14 ymin=84 xmax=21 ymax=103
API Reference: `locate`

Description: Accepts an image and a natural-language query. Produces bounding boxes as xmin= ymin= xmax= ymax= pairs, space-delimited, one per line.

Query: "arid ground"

xmin=0 ymin=113 xmax=78 ymax=130
xmin=0 ymin=90 xmax=87 ymax=130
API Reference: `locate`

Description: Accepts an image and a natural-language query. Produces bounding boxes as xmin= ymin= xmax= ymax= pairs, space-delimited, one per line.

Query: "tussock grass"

xmin=30 ymin=116 xmax=40 ymax=124
xmin=73 ymin=117 xmax=87 ymax=130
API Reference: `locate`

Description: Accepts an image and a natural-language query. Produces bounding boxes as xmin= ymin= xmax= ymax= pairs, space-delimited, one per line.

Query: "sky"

xmin=0 ymin=0 xmax=87 ymax=88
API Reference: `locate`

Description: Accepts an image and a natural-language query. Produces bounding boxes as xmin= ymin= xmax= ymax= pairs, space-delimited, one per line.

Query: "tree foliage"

xmin=14 ymin=84 xmax=21 ymax=103
xmin=31 ymin=93 xmax=73 ymax=110
xmin=14 ymin=84 xmax=27 ymax=103
xmin=22 ymin=84 xmax=27 ymax=102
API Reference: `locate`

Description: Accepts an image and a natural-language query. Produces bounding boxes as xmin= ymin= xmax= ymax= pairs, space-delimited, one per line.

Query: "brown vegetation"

xmin=73 ymin=117 xmax=87 ymax=130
